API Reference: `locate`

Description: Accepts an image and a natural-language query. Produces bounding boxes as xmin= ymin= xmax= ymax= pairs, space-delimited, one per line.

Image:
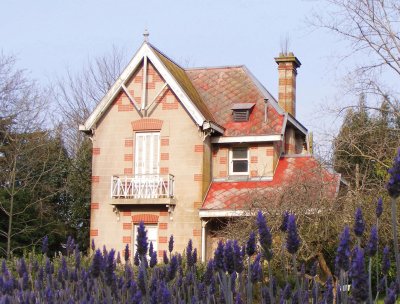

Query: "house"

xmin=80 ymin=35 xmax=341 ymax=261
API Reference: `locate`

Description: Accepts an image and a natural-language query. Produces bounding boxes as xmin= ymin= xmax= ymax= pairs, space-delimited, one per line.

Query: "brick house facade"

xmin=80 ymin=41 xmax=341 ymax=261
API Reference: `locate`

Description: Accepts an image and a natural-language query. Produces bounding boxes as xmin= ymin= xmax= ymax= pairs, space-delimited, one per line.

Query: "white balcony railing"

xmin=111 ymin=174 xmax=174 ymax=199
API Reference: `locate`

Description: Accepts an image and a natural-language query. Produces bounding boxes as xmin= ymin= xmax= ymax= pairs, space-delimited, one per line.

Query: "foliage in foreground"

xmin=1 ymin=149 xmax=400 ymax=303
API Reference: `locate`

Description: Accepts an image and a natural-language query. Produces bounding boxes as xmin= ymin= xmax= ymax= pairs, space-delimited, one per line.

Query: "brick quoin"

xmin=134 ymin=75 xmax=143 ymax=83
xmin=159 ymin=211 xmax=169 ymax=217
xmin=159 ymin=223 xmax=168 ymax=230
xmin=162 ymin=102 xmax=179 ymax=110
xmin=266 ymin=148 xmax=274 ymax=156
xmin=92 ymin=148 xmax=100 ymax=155
xmin=219 ymin=171 xmax=227 ymax=177
xmin=125 ymin=139 xmax=133 ymax=147
xmin=123 ymin=236 xmax=131 ymax=244
xmin=92 ymin=176 xmax=100 ymax=183
xmin=159 ymin=236 xmax=168 ymax=244
xmin=122 ymin=211 xmax=132 ymax=216
xmin=160 ymin=153 xmax=169 ymax=161
xmin=158 ymin=250 xmax=164 ymax=258
xmin=251 ymin=170 xmax=258 ymax=177
xmin=194 ymin=174 xmax=203 ymax=181
xmin=161 ymin=138 xmax=169 ymax=146
xmin=194 ymin=145 xmax=204 ymax=152
xmin=193 ymin=229 xmax=201 ymax=237
xmin=90 ymin=229 xmax=98 ymax=236
xmin=131 ymin=118 xmax=163 ymax=131
xmin=124 ymin=154 xmax=133 ymax=161
xmin=251 ymin=156 xmax=258 ymax=164
xmin=91 ymin=203 xmax=99 ymax=210
xmin=219 ymin=157 xmax=227 ymax=164
xmin=123 ymin=223 xmax=132 ymax=230
xmin=193 ymin=202 xmax=202 ymax=209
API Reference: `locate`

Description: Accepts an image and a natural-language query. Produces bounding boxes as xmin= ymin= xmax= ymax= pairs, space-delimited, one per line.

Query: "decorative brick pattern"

xmin=134 ymin=75 xmax=143 ymax=83
xmin=122 ymin=211 xmax=132 ymax=216
xmin=123 ymin=236 xmax=131 ymax=244
xmin=251 ymin=170 xmax=258 ymax=177
xmin=193 ymin=229 xmax=201 ymax=237
xmin=146 ymin=82 xmax=155 ymax=90
xmin=194 ymin=145 xmax=204 ymax=152
xmin=159 ymin=211 xmax=169 ymax=217
xmin=161 ymin=138 xmax=169 ymax=146
xmin=266 ymin=148 xmax=274 ymax=156
xmin=92 ymin=148 xmax=100 ymax=155
xmin=123 ymin=223 xmax=132 ymax=230
xmin=131 ymin=118 xmax=163 ymax=131
xmin=219 ymin=157 xmax=227 ymax=164
xmin=92 ymin=176 xmax=100 ymax=183
xmin=90 ymin=229 xmax=98 ymax=236
xmin=124 ymin=154 xmax=133 ymax=161
xmin=124 ymin=168 xmax=133 ymax=175
xmin=114 ymin=93 xmax=123 ymax=105
xmin=118 ymin=104 xmax=134 ymax=112
xmin=91 ymin=202 xmax=99 ymax=210
xmin=193 ymin=202 xmax=202 ymax=209
xmin=162 ymin=102 xmax=179 ymax=110
xmin=158 ymin=250 xmax=164 ymax=258
xmin=159 ymin=223 xmax=168 ymax=230
xmin=132 ymin=214 xmax=159 ymax=223
xmin=160 ymin=167 xmax=169 ymax=174
xmin=251 ymin=156 xmax=258 ymax=164
xmin=194 ymin=174 xmax=203 ymax=181
xmin=160 ymin=153 xmax=169 ymax=161
xmin=219 ymin=171 xmax=227 ymax=177
xmin=159 ymin=236 xmax=168 ymax=244
xmin=125 ymin=139 xmax=133 ymax=147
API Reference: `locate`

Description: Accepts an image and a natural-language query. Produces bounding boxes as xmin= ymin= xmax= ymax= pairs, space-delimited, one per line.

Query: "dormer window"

xmin=231 ymin=103 xmax=255 ymax=122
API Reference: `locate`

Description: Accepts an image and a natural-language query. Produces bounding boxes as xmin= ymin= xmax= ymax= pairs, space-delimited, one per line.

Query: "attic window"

xmin=231 ymin=103 xmax=255 ymax=122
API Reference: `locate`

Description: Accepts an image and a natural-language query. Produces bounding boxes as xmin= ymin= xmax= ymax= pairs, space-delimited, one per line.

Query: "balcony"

xmin=110 ymin=174 xmax=175 ymax=205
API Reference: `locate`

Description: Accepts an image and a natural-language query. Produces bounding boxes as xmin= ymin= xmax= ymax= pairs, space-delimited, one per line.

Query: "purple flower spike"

xmin=124 ymin=244 xmax=130 ymax=262
xmin=91 ymin=249 xmax=102 ymax=278
xmin=91 ymin=239 xmax=95 ymax=251
xmin=168 ymin=235 xmax=174 ymax=253
xmin=384 ymin=286 xmax=397 ymax=304
xmin=224 ymin=240 xmax=235 ymax=274
xmin=349 ymin=247 xmax=368 ymax=303
xmin=256 ymin=211 xmax=273 ymax=261
xmin=214 ymin=240 xmax=225 ymax=271
xmin=387 ymin=148 xmax=400 ymax=199
xmin=149 ymin=251 xmax=157 ymax=268
xmin=382 ymin=246 xmax=390 ymax=275
xmin=203 ymin=259 xmax=214 ymax=285
xmin=246 ymin=232 xmax=256 ymax=257
xmin=325 ymin=277 xmax=334 ymax=304
xmin=233 ymin=240 xmax=244 ymax=273
xmin=136 ymin=221 xmax=148 ymax=257
xmin=167 ymin=255 xmax=178 ymax=281
xmin=353 ymin=207 xmax=365 ymax=237
xmin=286 ymin=214 xmax=300 ymax=254
xmin=376 ymin=198 xmax=383 ymax=218
xmin=134 ymin=250 xmax=140 ymax=266
xmin=250 ymin=254 xmax=262 ymax=283
xmin=105 ymin=249 xmax=116 ymax=286
xmin=116 ymin=252 xmax=121 ymax=264
xmin=366 ymin=226 xmax=378 ymax=257
xmin=149 ymin=241 xmax=154 ymax=257
xmin=163 ymin=250 xmax=169 ymax=265
xmin=335 ymin=226 xmax=351 ymax=272
xmin=42 ymin=236 xmax=48 ymax=255
xmin=193 ymin=248 xmax=197 ymax=265
xmin=280 ymin=211 xmax=289 ymax=232
xmin=186 ymin=239 xmax=194 ymax=267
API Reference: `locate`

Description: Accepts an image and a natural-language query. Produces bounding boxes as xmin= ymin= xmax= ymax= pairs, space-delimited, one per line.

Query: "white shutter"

xmin=135 ymin=133 xmax=160 ymax=175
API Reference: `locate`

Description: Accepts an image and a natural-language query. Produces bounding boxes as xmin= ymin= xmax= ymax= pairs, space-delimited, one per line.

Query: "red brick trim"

xmin=90 ymin=229 xmax=98 ymax=236
xmin=92 ymin=148 xmax=100 ymax=155
xmin=123 ymin=236 xmax=131 ymax=244
xmin=193 ymin=229 xmax=201 ymax=237
xmin=159 ymin=236 xmax=167 ymax=244
xmin=159 ymin=211 xmax=169 ymax=217
xmin=118 ymin=104 xmax=134 ymax=112
xmin=131 ymin=118 xmax=163 ymax=131
xmin=132 ymin=214 xmax=159 ymax=224
xmin=125 ymin=139 xmax=133 ymax=147
xmin=251 ymin=156 xmax=258 ymax=164
xmin=160 ymin=153 xmax=169 ymax=161
xmin=194 ymin=174 xmax=203 ymax=181
xmin=122 ymin=211 xmax=132 ymax=216
xmin=193 ymin=202 xmax=202 ymax=209
xmin=219 ymin=171 xmax=227 ymax=177
xmin=124 ymin=168 xmax=133 ymax=175
xmin=160 ymin=167 xmax=169 ymax=174
xmin=219 ymin=157 xmax=227 ymax=164
xmin=251 ymin=170 xmax=258 ymax=177
xmin=92 ymin=176 xmax=100 ymax=183
xmin=123 ymin=223 xmax=132 ymax=230
xmin=266 ymin=148 xmax=274 ymax=156
xmin=159 ymin=223 xmax=168 ymax=230
xmin=91 ymin=202 xmax=99 ymax=210
xmin=161 ymin=138 xmax=169 ymax=146
xmin=194 ymin=145 xmax=204 ymax=152
xmin=124 ymin=154 xmax=133 ymax=161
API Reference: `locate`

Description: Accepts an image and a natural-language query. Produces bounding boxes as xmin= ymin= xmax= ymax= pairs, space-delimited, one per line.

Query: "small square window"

xmin=230 ymin=147 xmax=249 ymax=175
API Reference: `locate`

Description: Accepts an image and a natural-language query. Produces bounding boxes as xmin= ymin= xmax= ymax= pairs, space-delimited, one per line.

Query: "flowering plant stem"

xmin=368 ymin=257 xmax=372 ymax=304
xmin=390 ymin=197 xmax=400 ymax=285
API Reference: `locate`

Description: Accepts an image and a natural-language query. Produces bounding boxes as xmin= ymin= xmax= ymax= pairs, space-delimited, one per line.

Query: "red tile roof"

xmin=202 ymin=156 xmax=341 ymax=211
xmin=186 ymin=66 xmax=284 ymax=136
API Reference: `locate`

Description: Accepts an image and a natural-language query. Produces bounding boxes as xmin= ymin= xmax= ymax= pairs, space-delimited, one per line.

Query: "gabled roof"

xmin=200 ymin=156 xmax=341 ymax=217
xmin=80 ymin=42 xmax=221 ymax=133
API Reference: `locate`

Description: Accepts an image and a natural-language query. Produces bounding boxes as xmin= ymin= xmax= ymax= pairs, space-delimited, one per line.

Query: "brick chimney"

xmin=275 ymin=52 xmax=301 ymax=117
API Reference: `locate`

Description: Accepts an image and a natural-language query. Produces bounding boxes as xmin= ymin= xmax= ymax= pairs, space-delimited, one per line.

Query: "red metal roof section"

xmin=202 ymin=156 xmax=341 ymax=211
xmin=186 ymin=67 xmax=284 ymax=136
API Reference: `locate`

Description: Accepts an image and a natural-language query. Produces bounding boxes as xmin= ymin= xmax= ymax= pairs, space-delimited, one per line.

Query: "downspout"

xmin=201 ymin=219 xmax=208 ymax=262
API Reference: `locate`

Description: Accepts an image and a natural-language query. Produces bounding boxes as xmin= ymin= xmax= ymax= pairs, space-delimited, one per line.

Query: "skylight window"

xmin=231 ymin=103 xmax=255 ymax=122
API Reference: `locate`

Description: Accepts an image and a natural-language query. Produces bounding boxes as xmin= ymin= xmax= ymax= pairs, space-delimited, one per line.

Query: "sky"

xmin=1 ymin=0 xmax=351 ymax=153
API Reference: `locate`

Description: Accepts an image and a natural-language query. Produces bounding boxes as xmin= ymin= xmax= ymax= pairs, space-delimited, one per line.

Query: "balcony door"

xmin=135 ymin=132 xmax=160 ymax=175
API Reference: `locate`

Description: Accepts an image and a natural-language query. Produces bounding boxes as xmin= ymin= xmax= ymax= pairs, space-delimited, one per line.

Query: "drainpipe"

xmin=264 ymin=98 xmax=269 ymax=123
xmin=201 ymin=220 xmax=208 ymax=262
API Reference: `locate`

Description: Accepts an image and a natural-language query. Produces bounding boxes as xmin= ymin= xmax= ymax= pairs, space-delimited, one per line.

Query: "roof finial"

xmin=143 ymin=29 xmax=149 ymax=42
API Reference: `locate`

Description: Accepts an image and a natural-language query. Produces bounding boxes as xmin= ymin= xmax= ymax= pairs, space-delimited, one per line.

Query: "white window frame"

xmin=229 ymin=147 xmax=249 ymax=175
xmin=132 ymin=224 xmax=158 ymax=258
xmin=134 ymin=132 xmax=160 ymax=175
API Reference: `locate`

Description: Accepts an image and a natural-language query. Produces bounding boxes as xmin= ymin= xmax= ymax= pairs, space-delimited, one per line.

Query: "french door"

xmin=135 ymin=132 xmax=160 ymax=175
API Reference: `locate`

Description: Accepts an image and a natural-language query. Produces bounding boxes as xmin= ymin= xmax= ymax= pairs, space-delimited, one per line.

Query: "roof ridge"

xmin=185 ymin=65 xmax=244 ymax=71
